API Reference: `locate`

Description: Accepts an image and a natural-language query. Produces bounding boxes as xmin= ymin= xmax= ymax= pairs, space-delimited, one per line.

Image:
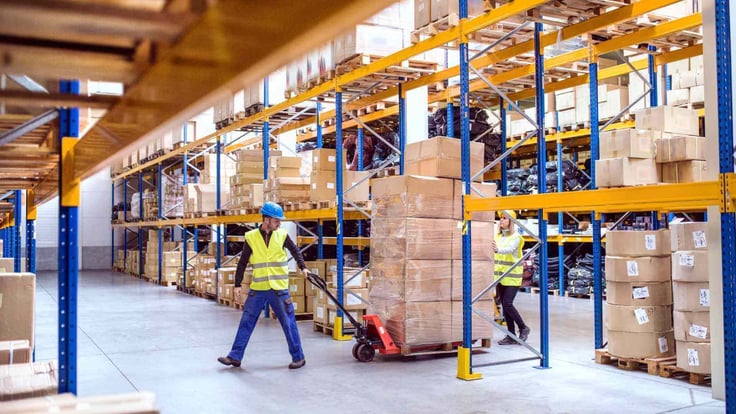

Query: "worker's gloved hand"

xmin=301 ymin=268 xmax=310 ymax=279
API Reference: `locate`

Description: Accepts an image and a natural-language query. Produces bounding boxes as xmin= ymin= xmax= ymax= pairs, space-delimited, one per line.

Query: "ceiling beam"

xmin=0 ymin=109 xmax=58 ymax=146
xmin=0 ymin=90 xmax=119 ymax=109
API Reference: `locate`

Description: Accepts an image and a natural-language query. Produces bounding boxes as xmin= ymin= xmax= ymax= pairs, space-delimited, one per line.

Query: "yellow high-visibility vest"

xmin=494 ymin=232 xmax=523 ymax=287
xmin=245 ymin=228 xmax=290 ymax=291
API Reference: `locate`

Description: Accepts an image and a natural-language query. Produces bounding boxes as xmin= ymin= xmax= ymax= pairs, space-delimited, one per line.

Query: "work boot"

xmin=519 ymin=326 xmax=531 ymax=342
xmin=497 ymin=335 xmax=517 ymax=345
xmin=217 ymin=356 xmax=241 ymax=367
xmin=288 ymin=359 xmax=306 ymax=369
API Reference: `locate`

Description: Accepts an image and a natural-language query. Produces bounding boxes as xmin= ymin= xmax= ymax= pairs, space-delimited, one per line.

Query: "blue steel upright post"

xmin=215 ymin=136 xmax=222 ymax=298
xmin=447 ymin=100 xmax=454 ymax=137
xmin=26 ymin=190 xmax=36 ymax=273
xmin=500 ymin=103 xmax=507 ymax=196
xmin=13 ymin=190 xmax=21 ymax=272
xmin=557 ymin=141 xmax=564 ymax=293
xmin=456 ymin=0 xmax=480 ymax=381
xmin=111 ymin=182 xmax=115 ymax=268
xmin=399 ymin=84 xmax=406 ymax=175
xmin=123 ymin=177 xmax=128 ymax=269
xmin=316 ymin=101 xmax=323 ymax=259
xmin=534 ymin=22 xmax=550 ymax=369
xmin=182 ymin=124 xmax=188 ymax=289
xmin=589 ymin=55 xmax=604 ymax=349
xmin=357 ymin=127 xmax=364 ymax=267
xmin=715 ymin=0 xmax=736 ymax=409
xmin=157 ymin=164 xmax=163 ymax=284
xmin=58 ymin=79 xmax=79 ymax=394
xmin=333 ymin=89 xmax=350 ymax=340
xmin=648 ymin=44 xmax=659 ymax=229
xmin=137 ymin=173 xmax=143 ymax=278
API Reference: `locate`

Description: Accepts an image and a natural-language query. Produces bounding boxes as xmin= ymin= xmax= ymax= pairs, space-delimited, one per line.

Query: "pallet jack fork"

xmin=305 ymin=272 xmax=400 ymax=362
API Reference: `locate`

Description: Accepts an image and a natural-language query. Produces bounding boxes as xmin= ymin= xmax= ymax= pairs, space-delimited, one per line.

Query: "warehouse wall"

xmin=35 ymin=167 xmax=113 ymax=271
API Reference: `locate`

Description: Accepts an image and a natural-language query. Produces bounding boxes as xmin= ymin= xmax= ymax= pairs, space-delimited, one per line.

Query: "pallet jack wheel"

xmin=356 ymin=343 xmax=375 ymax=362
xmin=352 ymin=343 xmax=360 ymax=360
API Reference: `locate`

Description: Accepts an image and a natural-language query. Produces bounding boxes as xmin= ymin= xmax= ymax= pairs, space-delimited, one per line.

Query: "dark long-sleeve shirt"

xmin=234 ymin=226 xmax=306 ymax=287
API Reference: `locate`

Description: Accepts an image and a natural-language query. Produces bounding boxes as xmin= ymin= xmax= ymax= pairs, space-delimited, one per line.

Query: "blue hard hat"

xmin=260 ymin=202 xmax=286 ymax=220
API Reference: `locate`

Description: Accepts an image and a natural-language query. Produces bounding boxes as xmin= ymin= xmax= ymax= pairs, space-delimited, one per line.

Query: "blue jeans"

xmin=227 ymin=289 xmax=304 ymax=363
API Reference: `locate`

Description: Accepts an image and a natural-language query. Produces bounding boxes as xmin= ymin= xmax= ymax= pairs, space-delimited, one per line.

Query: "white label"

xmin=689 ymin=324 xmax=708 ymax=339
xmin=328 ymin=155 xmax=336 ymax=162
xmin=634 ymin=308 xmax=650 ymax=325
xmin=347 ymin=293 xmax=363 ymax=306
xmin=327 ymin=183 xmax=335 ymax=189
xmin=679 ymin=254 xmax=695 ymax=267
xmin=293 ymin=302 xmax=299 ymax=312
xmin=627 ymin=260 xmax=639 ymax=276
xmin=311 ymin=183 xmax=316 ymax=189
xmin=645 ymin=234 xmax=657 ymax=250
xmin=316 ymin=307 xmax=324 ymax=319
xmin=692 ymin=230 xmax=707 ymax=248
xmin=658 ymin=336 xmax=669 ymax=353
xmin=687 ymin=348 xmax=700 ymax=366
xmin=632 ymin=286 xmax=650 ymax=299
xmin=314 ymin=156 xmax=319 ymax=163
xmin=290 ymin=285 xmax=297 ymax=292
xmin=700 ymin=289 xmax=711 ymax=307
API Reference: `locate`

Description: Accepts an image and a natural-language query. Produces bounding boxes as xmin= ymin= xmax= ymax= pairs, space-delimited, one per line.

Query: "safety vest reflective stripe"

xmin=252 ymin=274 xmax=289 ymax=283
xmin=495 ymin=260 xmax=518 ymax=266
xmin=252 ymin=261 xmax=289 ymax=269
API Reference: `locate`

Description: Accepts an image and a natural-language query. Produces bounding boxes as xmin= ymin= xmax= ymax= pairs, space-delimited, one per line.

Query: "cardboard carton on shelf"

xmin=604 ymin=256 xmax=671 ymax=283
xmin=655 ymin=135 xmax=705 ymax=163
xmin=606 ymin=281 xmax=673 ymax=306
xmin=635 ymin=106 xmax=700 ymax=136
xmin=599 ymin=129 xmax=656 ymax=159
xmin=674 ymin=310 xmax=710 ymax=342
xmin=604 ymin=230 xmax=671 ymax=257
xmin=371 ymin=175 xmax=455 ymax=219
xmin=404 ymin=136 xmax=485 ymax=181
xmin=671 ymin=251 xmax=709 ymax=282
xmin=672 ymin=281 xmax=711 ymax=312
xmin=595 ymin=157 xmax=660 ymax=188
xmin=661 ymin=161 xmax=707 ymax=183
xmin=676 ymin=341 xmax=711 ymax=374
xmin=670 ymin=221 xmax=709 ymax=251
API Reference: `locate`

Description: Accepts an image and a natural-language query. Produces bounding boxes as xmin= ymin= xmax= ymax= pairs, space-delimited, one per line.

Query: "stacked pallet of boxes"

xmin=648 ymin=108 xmax=706 ymax=184
xmin=595 ymin=127 xmax=659 ymax=188
xmin=666 ymin=56 xmax=704 ymax=107
xmin=230 ymin=149 xmax=272 ymax=210
xmin=217 ymin=267 xmax=237 ymax=303
xmin=142 ymin=189 xmax=157 ymax=220
xmin=369 ymin=136 xmax=494 ymax=348
xmin=308 ymin=148 xmax=370 ymax=204
xmin=605 ymin=230 xmax=675 ymax=359
xmin=671 ymin=222 xmax=711 ymax=375
xmin=161 ymin=172 xmax=184 ymax=217
xmin=142 ymin=230 xmax=180 ymax=284
xmin=183 ymin=154 xmax=234 ymax=215
xmin=192 ymin=255 xmax=217 ymax=296
xmin=125 ymin=250 xmax=140 ymax=275
xmin=265 ymin=155 xmax=309 ymax=203
xmin=114 ymin=249 xmax=125 ymax=270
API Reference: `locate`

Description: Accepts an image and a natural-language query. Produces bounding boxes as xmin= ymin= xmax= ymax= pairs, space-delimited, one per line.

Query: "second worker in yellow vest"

xmin=218 ymin=202 xmax=310 ymax=369
xmin=493 ymin=211 xmax=530 ymax=345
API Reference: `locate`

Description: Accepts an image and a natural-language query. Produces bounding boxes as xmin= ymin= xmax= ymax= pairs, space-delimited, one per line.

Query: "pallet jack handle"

xmin=304 ymin=272 xmax=364 ymax=332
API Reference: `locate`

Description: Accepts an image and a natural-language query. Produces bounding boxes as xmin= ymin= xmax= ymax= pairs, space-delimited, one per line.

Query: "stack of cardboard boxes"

xmin=265 ymin=155 xmax=310 ymax=203
xmin=596 ymin=129 xmax=659 ymax=188
xmin=114 ymin=250 xmax=125 ymax=270
xmin=671 ymin=222 xmax=711 ymax=375
xmin=648 ymin=108 xmax=706 ymax=184
xmin=217 ymin=267 xmax=237 ymax=302
xmin=143 ymin=231 xmax=180 ymax=283
xmin=125 ymin=250 xmax=140 ymax=275
xmin=605 ymin=230 xmax=675 ymax=358
xmin=191 ymin=255 xmax=217 ymax=296
xmin=666 ymin=56 xmax=704 ymax=107
xmin=230 ymin=149 xmax=269 ymax=210
xmin=309 ymin=149 xmax=338 ymax=202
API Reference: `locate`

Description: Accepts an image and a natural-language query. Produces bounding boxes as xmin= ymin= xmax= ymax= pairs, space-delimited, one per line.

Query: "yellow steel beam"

xmin=465 ymin=180 xmax=721 ymax=217
xmin=273 ymin=0 xmax=683 ymax=137
xmin=507 ymin=121 xmax=636 ymax=150
xmin=297 ymin=236 xmax=370 ymax=247
xmin=522 ymin=234 xmax=596 ymax=244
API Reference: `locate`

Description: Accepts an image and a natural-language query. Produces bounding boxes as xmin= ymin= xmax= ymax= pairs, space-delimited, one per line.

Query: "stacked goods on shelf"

xmin=282 ymin=272 xmax=313 ymax=315
xmin=199 ymin=154 xmax=236 ymax=188
xmin=605 ymin=230 xmax=674 ymax=358
xmin=129 ymin=192 xmax=155 ymax=219
xmin=192 ymin=255 xmax=217 ymax=296
xmin=230 ymin=149 xmax=274 ymax=210
xmin=125 ymin=250 xmax=140 ymax=275
xmin=161 ymin=172 xmax=184 ymax=218
xmin=666 ymin=56 xmax=704 ymax=107
xmin=114 ymin=250 xmax=125 ymax=270
xmin=0 ymin=273 xmax=35 ymax=348
xmin=244 ymin=70 xmax=286 ymax=113
xmin=0 ymin=361 xmax=57 ymax=401
xmin=322 ymin=267 xmax=369 ymax=326
xmin=142 ymin=189 xmax=158 ymax=220
xmin=595 ymin=128 xmax=659 ymax=188
xmin=307 ymin=260 xmax=329 ymax=323
xmin=217 ymin=267 xmax=237 ymax=302
xmin=671 ymin=221 xmax=711 ymax=375
xmin=404 ymin=136 xmax=484 ymax=181
xmin=307 ymin=148 xmax=370 ymax=203
xmin=234 ymin=269 xmax=253 ymax=306
xmin=142 ymin=230 xmax=180 ymax=283
xmin=642 ymin=107 xmax=706 ymax=184
xmin=265 ymin=155 xmax=310 ymax=203
xmin=414 ymin=0 xmax=484 ymax=28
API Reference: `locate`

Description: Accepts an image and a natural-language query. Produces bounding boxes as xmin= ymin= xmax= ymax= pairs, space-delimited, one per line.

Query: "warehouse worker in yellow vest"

xmin=218 ymin=202 xmax=310 ymax=369
xmin=493 ymin=210 xmax=530 ymax=345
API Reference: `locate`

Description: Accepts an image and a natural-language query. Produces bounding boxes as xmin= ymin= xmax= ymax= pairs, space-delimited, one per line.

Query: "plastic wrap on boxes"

xmin=450 ymin=260 xmax=494 ymax=301
xmin=369 ymin=299 xmax=452 ymax=346
xmin=369 ymin=258 xmax=452 ymax=302
xmin=451 ymin=300 xmax=494 ymax=342
xmin=0 ymin=361 xmax=57 ymax=401
xmin=453 ymin=180 xmax=496 ymax=221
xmin=451 ymin=221 xmax=494 ymax=260
xmin=371 ymin=175 xmax=455 ymax=219
xmin=370 ymin=218 xmax=455 ymax=260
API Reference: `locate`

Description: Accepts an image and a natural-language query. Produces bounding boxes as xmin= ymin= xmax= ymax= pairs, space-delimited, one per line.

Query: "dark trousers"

xmin=497 ymin=284 xmax=526 ymax=336
xmin=227 ymin=289 xmax=304 ymax=363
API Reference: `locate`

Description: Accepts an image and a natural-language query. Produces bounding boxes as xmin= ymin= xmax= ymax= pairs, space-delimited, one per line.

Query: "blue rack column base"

xmin=59 ymin=136 xmax=80 ymax=395
xmin=26 ymin=189 xmax=37 ymax=274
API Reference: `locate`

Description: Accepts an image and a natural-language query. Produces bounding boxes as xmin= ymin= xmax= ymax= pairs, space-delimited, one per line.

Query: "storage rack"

xmin=0 ymin=0 xmax=729 ymax=405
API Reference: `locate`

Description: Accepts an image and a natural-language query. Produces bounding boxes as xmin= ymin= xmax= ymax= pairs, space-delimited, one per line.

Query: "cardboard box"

xmin=450 ymin=260 xmax=494 ymax=301
xmin=676 ymin=341 xmax=711 ymax=374
xmin=673 ymin=281 xmax=710 ymax=312
xmin=0 ymin=340 xmax=30 ymax=365
xmin=371 ymin=218 xmax=455 ymax=260
xmin=604 ymin=256 xmax=671 ymax=283
xmin=372 ymin=175 xmax=455 ymax=219
xmin=289 ymin=277 xmax=305 ymax=296
xmin=432 ymin=0 xmax=485 ymax=21
xmin=0 ymin=273 xmax=35 ymax=348
xmin=0 ymin=361 xmax=57 ymax=401
xmin=330 ymin=267 xmax=367 ymax=288
xmin=344 ymin=170 xmax=371 ymax=203
xmin=327 ymin=309 xmax=365 ymax=326
xmin=674 ymin=311 xmax=710 ymax=342
xmin=451 ymin=220 xmax=494 ymax=261
xmin=306 ymin=297 xmax=314 ymax=313
xmin=404 ymin=137 xmax=484 ymax=180
xmin=606 ymin=281 xmax=672 ymax=306
xmin=595 ymin=157 xmax=660 ymax=188
xmin=607 ymin=330 xmax=675 ymax=358
xmin=605 ymin=230 xmax=671 ymax=257
xmin=599 ymin=129 xmax=656 ymax=159
xmin=313 ymin=299 xmax=328 ymax=324
xmin=414 ymin=0 xmax=431 ymax=28
xmin=671 ymin=251 xmax=709 ymax=282
xmin=661 ymin=160 xmax=707 ymax=183
xmin=369 ymin=299 xmax=452 ymax=345
xmin=217 ymin=267 xmax=236 ymax=285
xmin=326 ymin=288 xmax=369 ymax=310
xmin=453 ymin=180 xmax=496 ymax=221
xmin=369 ymin=258 xmax=452 ymax=302
xmin=655 ymin=136 xmax=705 ymax=163
xmin=291 ymin=295 xmax=306 ymax=314
xmin=606 ymin=304 xmax=672 ymax=332
xmin=670 ymin=221 xmax=708 ymax=251
xmin=451 ymin=300 xmax=494 ymax=342
xmin=311 ymin=149 xmax=340 ymax=171
xmin=305 ymin=260 xmax=327 ymax=278
xmin=635 ymin=106 xmax=700 ymax=135
xmin=218 ymin=284 xmax=234 ymax=301
xmin=269 ymin=156 xmax=302 ymax=170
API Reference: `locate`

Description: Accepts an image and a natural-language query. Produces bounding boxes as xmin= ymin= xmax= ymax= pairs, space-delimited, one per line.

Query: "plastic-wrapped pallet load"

xmin=605 ymin=230 xmax=675 ymax=358
xmin=670 ymin=221 xmax=711 ymax=375
xmin=0 ymin=361 xmax=57 ymax=401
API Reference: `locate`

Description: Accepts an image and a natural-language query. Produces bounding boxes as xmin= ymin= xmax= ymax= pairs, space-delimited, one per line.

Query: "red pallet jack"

xmin=305 ymin=272 xmax=399 ymax=362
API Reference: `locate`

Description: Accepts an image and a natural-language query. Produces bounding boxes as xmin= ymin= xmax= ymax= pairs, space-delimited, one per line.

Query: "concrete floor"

xmin=33 ymin=270 xmax=724 ymax=413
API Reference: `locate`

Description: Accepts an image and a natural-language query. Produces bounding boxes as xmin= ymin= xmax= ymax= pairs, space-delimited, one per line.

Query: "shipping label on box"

xmin=605 ymin=230 xmax=671 ymax=257
xmin=674 ymin=311 xmax=710 ymax=342
xmin=671 ymin=251 xmax=709 ymax=282
xmin=606 ymin=305 xmax=673 ymax=333
xmin=673 ymin=281 xmax=710 ymax=311
xmin=606 ymin=281 xmax=672 ymax=306
xmin=604 ymin=256 xmax=671 ymax=283
xmin=670 ymin=221 xmax=708 ymax=251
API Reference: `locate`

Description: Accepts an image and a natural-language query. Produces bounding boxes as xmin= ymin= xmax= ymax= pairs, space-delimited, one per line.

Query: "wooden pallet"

xmin=530 ymin=287 xmax=560 ymax=296
xmin=177 ymin=285 xmax=195 ymax=294
xmin=595 ymin=349 xmax=676 ymax=376
xmin=231 ymin=302 xmax=244 ymax=311
xmin=312 ymin=322 xmax=355 ymax=336
xmin=659 ymin=361 xmax=711 ymax=385
xmin=194 ymin=291 xmax=216 ymax=300
xmin=218 ymin=298 xmax=233 ymax=307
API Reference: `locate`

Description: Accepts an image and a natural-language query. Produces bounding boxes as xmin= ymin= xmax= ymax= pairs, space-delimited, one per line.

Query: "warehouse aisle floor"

xmin=33 ymin=270 xmax=723 ymax=414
